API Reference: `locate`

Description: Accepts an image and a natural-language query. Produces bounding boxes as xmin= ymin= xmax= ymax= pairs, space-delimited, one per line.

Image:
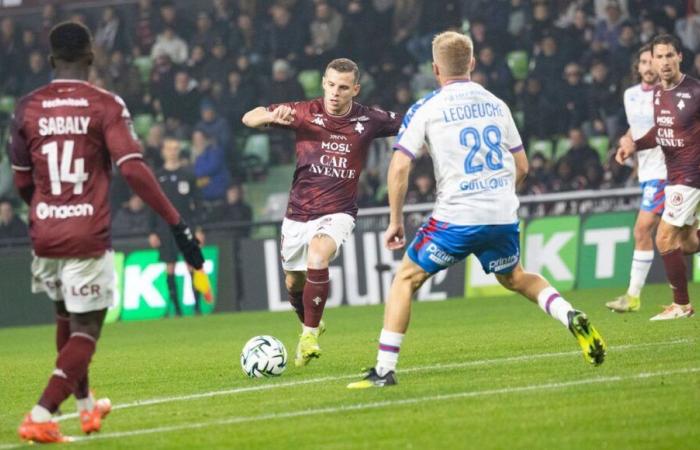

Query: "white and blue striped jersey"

xmin=623 ymin=84 xmax=667 ymax=182
xmin=394 ymin=80 xmax=523 ymax=225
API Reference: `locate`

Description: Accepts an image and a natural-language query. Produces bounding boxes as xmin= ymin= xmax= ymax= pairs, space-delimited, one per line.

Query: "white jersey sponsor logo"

xmin=41 ymin=98 xmax=89 ymax=108
xmin=36 ymin=202 xmax=94 ymax=220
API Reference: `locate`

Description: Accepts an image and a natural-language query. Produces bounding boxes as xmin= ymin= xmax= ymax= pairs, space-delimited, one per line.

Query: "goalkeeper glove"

xmin=170 ymin=220 xmax=204 ymax=269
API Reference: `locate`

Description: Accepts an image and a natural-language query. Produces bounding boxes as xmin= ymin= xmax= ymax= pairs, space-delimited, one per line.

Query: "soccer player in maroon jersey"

xmin=618 ymin=34 xmax=700 ymax=320
xmin=242 ymin=58 xmax=401 ymax=367
xmin=8 ymin=22 xmax=204 ymax=443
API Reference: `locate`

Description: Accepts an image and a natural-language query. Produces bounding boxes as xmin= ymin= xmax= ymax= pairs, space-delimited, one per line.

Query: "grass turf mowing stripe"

xmin=3 ymin=366 xmax=696 ymax=449
xmin=50 ymin=338 xmax=691 ymax=423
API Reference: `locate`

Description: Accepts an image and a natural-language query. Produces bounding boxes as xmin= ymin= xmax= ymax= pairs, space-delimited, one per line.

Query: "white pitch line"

xmin=38 ymin=367 xmax=700 ymax=447
xmin=51 ymin=338 xmax=692 ymax=423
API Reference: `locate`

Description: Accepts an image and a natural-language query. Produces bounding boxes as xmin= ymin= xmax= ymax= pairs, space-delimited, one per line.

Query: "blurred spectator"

xmin=0 ymin=17 xmax=21 ymax=94
xmin=610 ymin=24 xmax=638 ymax=80
xmin=131 ymin=0 xmax=158 ymax=56
xmin=690 ymin=53 xmax=700 ymax=79
xmin=94 ymin=6 xmax=130 ymax=54
xmin=675 ymin=0 xmax=700 ymax=52
xmin=519 ymin=77 xmax=559 ymax=141
xmin=190 ymin=11 xmax=222 ymax=50
xmin=202 ymin=39 xmax=236 ymax=86
xmin=559 ymin=63 xmax=590 ymax=131
xmin=561 ymin=9 xmax=595 ymax=61
xmin=337 ymin=0 xmax=375 ymax=67
xmin=593 ymin=1 xmax=627 ymax=49
xmin=220 ymin=70 xmax=256 ymax=135
xmin=210 ymin=185 xmax=253 ymax=234
xmin=561 ymin=128 xmax=602 ymax=178
xmin=391 ymin=0 xmax=422 ymax=66
xmin=531 ymin=35 xmax=565 ymax=83
xmin=192 ymin=129 xmax=232 ymax=206
xmin=104 ymin=50 xmax=142 ymax=110
xmin=112 ymin=195 xmax=151 ymax=236
xmin=304 ymin=2 xmax=344 ymax=68
xmin=21 ymin=50 xmax=51 ymax=95
xmin=143 ymin=123 xmax=165 ymax=168
xmin=158 ymin=0 xmax=192 ymax=39
xmin=594 ymin=0 xmax=630 ymax=21
xmin=0 ymin=200 xmax=27 ymax=240
xmin=196 ymin=100 xmax=232 ymax=152
xmin=160 ymin=71 xmax=201 ymax=127
xmin=478 ymin=45 xmax=514 ymax=104
xmin=229 ymin=13 xmax=264 ymax=64
xmin=587 ymin=60 xmax=621 ymax=139
xmin=148 ymin=53 xmax=176 ymax=109
xmin=265 ymin=5 xmax=306 ymax=65
xmin=150 ymin=26 xmax=188 ymax=64
xmin=406 ymin=173 xmax=436 ymax=204
xmin=186 ymin=45 xmax=209 ymax=84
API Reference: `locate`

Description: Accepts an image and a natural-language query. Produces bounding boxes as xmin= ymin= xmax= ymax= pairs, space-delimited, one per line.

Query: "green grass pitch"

xmin=1 ymin=284 xmax=698 ymax=449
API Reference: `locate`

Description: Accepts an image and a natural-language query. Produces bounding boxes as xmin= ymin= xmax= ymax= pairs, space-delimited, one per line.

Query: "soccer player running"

xmin=348 ymin=31 xmax=606 ymax=389
xmin=617 ymin=34 xmax=700 ymax=321
xmin=242 ymin=58 xmax=401 ymax=367
xmin=8 ymin=22 xmax=204 ymax=443
xmin=607 ymin=44 xmax=667 ymax=313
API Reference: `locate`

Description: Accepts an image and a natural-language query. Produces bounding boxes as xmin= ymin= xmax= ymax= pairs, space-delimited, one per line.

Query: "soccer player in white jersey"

xmin=607 ymin=44 xmax=667 ymax=313
xmin=347 ymin=31 xmax=606 ymax=388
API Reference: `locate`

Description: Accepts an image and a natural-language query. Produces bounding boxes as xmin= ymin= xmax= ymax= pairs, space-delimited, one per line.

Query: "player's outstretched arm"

xmin=384 ymin=151 xmax=413 ymax=250
xmin=616 ymin=131 xmax=642 ymax=164
xmin=242 ymin=105 xmax=295 ymax=128
xmin=120 ymin=159 xmax=204 ymax=269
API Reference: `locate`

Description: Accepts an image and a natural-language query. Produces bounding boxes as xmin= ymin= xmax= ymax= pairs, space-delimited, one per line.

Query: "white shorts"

xmin=662 ymin=184 xmax=700 ymax=227
xmin=31 ymin=251 xmax=115 ymax=314
xmin=280 ymin=213 xmax=355 ymax=272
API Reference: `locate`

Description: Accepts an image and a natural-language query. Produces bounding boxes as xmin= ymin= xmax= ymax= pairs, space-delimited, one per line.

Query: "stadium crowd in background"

xmin=1 ymin=0 xmax=699 ymax=225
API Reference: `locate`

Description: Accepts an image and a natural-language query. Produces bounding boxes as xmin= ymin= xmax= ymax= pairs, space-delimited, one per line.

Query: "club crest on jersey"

xmin=354 ymin=122 xmax=365 ymax=134
xmin=311 ymin=115 xmax=325 ymax=127
xmin=677 ymin=99 xmax=685 ymax=110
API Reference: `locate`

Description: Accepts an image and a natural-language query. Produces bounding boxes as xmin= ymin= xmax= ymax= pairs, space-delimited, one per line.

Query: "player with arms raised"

xmin=347 ymin=31 xmax=606 ymax=389
xmin=618 ymin=34 xmax=700 ymax=320
xmin=9 ymin=22 xmax=204 ymax=443
xmin=242 ymin=59 xmax=401 ymax=367
xmin=607 ymin=44 xmax=667 ymax=313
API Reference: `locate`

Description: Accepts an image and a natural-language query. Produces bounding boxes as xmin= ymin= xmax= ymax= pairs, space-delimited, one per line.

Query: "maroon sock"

xmin=56 ymin=315 xmax=70 ymax=352
xmin=661 ymin=248 xmax=690 ymax=305
xmin=38 ymin=334 xmax=96 ymax=413
xmin=288 ymin=291 xmax=305 ymax=323
xmin=302 ymin=268 xmax=329 ymax=328
xmin=75 ymin=374 xmax=89 ymax=400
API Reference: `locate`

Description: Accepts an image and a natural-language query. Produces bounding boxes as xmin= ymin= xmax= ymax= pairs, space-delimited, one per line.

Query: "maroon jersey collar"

xmin=661 ymin=74 xmax=686 ymax=91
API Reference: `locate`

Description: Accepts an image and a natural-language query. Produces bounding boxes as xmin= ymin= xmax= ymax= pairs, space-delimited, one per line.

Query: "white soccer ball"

xmin=240 ymin=335 xmax=288 ymax=378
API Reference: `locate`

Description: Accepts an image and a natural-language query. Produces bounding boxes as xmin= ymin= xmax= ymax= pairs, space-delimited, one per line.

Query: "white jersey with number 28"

xmin=394 ymin=80 xmax=523 ymax=226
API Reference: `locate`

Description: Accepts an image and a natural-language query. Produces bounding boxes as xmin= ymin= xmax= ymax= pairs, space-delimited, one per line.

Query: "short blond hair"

xmin=432 ymin=31 xmax=473 ymax=77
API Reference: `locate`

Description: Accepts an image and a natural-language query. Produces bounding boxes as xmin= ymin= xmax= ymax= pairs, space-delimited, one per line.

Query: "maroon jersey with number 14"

xmin=7 ymin=79 xmax=143 ymax=258
xmin=268 ymin=98 xmax=402 ymax=221
xmin=637 ymin=75 xmax=700 ymax=188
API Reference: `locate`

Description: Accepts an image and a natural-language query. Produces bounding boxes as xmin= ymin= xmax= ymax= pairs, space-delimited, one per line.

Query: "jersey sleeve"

xmin=266 ymin=101 xmax=305 ymax=130
xmin=392 ymin=103 xmax=427 ymax=159
xmin=7 ymin=103 xmax=31 ymax=172
xmin=102 ymin=94 xmax=143 ymax=167
xmin=503 ymin=106 xmax=524 ymax=153
xmin=372 ymin=107 xmax=403 ymax=138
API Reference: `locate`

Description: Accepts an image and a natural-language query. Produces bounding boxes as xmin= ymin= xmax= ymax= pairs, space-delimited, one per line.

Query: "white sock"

xmin=30 ymin=405 xmax=52 ymax=423
xmin=302 ymin=325 xmax=318 ymax=336
xmin=627 ymin=250 xmax=654 ymax=297
xmin=375 ymin=329 xmax=404 ymax=376
xmin=76 ymin=393 xmax=95 ymax=412
xmin=536 ymin=287 xmax=574 ymax=327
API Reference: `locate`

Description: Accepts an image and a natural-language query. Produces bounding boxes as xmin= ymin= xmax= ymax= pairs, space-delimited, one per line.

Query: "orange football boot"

xmin=80 ymin=398 xmax=112 ymax=434
xmin=18 ymin=414 xmax=68 ymax=443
